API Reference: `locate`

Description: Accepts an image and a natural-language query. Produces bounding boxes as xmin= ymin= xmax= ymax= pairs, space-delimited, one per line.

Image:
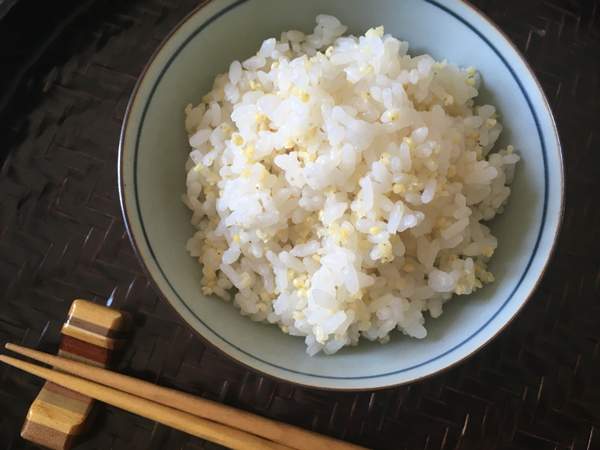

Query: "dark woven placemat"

xmin=1 ymin=0 xmax=599 ymax=449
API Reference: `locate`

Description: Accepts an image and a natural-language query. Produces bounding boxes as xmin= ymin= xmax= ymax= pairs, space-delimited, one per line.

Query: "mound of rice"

xmin=183 ymin=15 xmax=520 ymax=355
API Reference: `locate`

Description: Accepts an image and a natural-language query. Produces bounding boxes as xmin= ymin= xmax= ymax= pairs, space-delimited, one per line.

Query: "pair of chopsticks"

xmin=1 ymin=343 xmax=368 ymax=450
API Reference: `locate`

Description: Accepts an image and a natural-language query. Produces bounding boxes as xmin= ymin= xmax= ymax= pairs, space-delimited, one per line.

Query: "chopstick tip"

xmin=0 ymin=354 xmax=27 ymax=370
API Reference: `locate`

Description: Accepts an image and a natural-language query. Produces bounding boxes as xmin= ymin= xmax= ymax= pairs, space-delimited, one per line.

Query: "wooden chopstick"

xmin=4 ymin=343 xmax=369 ymax=450
xmin=0 ymin=354 xmax=291 ymax=450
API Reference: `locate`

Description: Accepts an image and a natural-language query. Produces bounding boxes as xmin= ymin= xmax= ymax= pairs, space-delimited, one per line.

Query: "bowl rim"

xmin=118 ymin=0 xmax=565 ymax=391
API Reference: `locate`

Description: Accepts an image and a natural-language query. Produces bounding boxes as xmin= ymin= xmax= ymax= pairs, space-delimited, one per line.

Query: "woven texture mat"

xmin=1 ymin=1 xmax=599 ymax=449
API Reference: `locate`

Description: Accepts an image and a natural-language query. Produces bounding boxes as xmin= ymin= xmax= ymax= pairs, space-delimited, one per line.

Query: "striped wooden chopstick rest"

xmin=21 ymin=299 xmax=128 ymax=450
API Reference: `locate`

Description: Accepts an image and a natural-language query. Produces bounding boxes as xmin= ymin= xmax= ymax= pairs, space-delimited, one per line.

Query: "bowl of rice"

xmin=119 ymin=0 xmax=563 ymax=390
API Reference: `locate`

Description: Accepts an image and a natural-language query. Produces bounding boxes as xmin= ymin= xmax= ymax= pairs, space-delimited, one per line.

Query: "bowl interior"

xmin=120 ymin=0 xmax=562 ymax=389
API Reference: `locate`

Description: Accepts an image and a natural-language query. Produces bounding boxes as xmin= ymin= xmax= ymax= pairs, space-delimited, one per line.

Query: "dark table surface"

xmin=1 ymin=1 xmax=599 ymax=449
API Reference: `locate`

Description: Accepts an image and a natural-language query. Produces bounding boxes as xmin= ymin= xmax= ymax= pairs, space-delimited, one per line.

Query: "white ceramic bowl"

xmin=119 ymin=0 xmax=563 ymax=390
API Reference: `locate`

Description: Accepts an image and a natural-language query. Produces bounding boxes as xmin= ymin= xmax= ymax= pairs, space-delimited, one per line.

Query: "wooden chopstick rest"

xmin=20 ymin=299 xmax=128 ymax=450
xmin=61 ymin=299 xmax=128 ymax=352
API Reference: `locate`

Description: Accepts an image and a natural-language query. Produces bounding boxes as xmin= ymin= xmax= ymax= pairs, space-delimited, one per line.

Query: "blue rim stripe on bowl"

xmin=131 ymin=0 xmax=549 ymax=380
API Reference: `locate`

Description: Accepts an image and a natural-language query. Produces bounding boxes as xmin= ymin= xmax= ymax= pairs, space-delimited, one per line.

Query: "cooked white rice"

xmin=183 ymin=16 xmax=520 ymax=355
